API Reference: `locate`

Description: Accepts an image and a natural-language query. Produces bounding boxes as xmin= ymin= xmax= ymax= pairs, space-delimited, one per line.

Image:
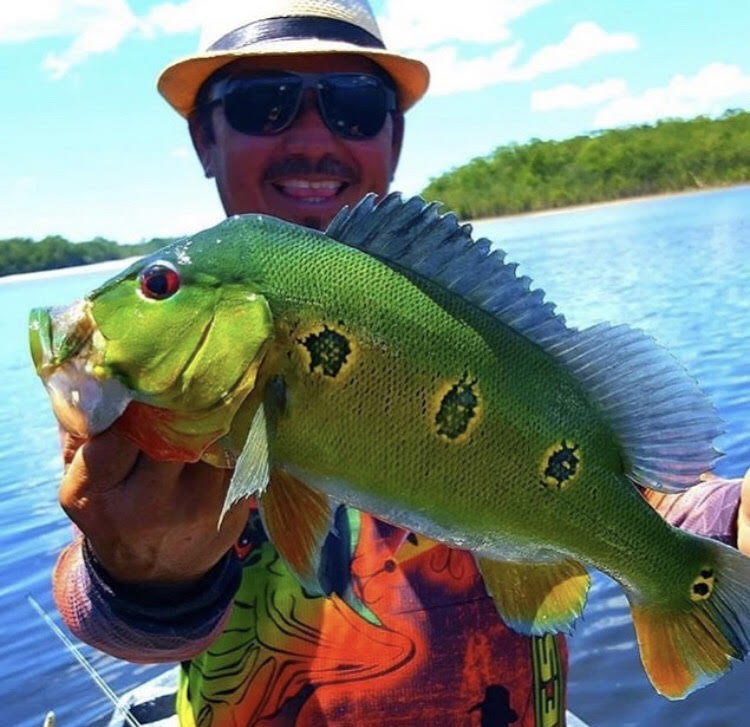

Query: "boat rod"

xmin=27 ymin=595 xmax=143 ymax=727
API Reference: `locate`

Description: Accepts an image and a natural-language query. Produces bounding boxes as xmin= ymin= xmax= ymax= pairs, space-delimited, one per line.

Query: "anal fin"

xmin=260 ymin=468 xmax=334 ymax=595
xmin=476 ymin=555 xmax=590 ymax=635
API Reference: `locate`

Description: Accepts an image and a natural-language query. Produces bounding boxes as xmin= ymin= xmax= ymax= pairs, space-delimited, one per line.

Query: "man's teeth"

xmin=277 ymin=180 xmax=344 ymax=201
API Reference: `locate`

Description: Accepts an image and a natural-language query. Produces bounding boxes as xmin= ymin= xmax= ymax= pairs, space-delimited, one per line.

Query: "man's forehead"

xmin=220 ymin=53 xmax=384 ymax=76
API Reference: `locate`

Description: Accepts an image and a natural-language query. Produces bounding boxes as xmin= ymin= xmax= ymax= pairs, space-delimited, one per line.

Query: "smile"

xmin=272 ymin=178 xmax=348 ymax=203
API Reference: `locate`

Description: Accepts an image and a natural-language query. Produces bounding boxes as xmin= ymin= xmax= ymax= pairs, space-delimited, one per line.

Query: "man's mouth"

xmin=272 ymin=178 xmax=347 ymax=203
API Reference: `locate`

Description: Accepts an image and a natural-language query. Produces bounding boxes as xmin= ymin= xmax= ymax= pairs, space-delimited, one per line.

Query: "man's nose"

xmin=281 ymin=89 xmax=337 ymax=154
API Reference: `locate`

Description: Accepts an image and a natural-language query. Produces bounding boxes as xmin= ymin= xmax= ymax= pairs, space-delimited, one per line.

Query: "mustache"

xmin=263 ymin=155 xmax=359 ymax=183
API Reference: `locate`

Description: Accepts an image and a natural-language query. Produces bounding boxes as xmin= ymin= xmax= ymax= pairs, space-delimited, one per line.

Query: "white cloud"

xmin=5 ymin=0 xmax=638 ymax=94
xmin=42 ymin=1 xmax=138 ymax=79
xmin=594 ymin=63 xmax=750 ymax=128
xmin=378 ymin=0 xmax=550 ymax=50
xmin=1 ymin=0 xmax=137 ymax=44
xmin=0 ymin=0 xmax=242 ymax=79
xmin=511 ymin=22 xmax=638 ymax=81
xmin=418 ymin=22 xmax=638 ymax=97
xmin=1 ymin=1 xmax=86 ymax=42
xmin=0 ymin=0 xmax=140 ymax=78
xmin=170 ymin=146 xmax=190 ymax=159
xmin=531 ymin=79 xmax=628 ymax=111
xmin=415 ymin=43 xmax=524 ymax=95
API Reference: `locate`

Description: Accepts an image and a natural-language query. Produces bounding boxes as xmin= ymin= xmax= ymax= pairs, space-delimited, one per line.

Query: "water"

xmin=1 ymin=186 xmax=749 ymax=726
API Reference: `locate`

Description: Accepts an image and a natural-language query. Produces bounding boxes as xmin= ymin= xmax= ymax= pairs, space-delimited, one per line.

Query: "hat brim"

xmin=157 ymin=40 xmax=430 ymax=117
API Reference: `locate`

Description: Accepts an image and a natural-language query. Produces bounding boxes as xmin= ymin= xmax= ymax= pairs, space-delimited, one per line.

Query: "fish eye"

xmin=139 ymin=262 xmax=180 ymax=300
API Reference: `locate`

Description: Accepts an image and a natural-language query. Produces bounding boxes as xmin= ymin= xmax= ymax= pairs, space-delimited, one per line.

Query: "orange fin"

xmin=476 ymin=555 xmax=590 ymax=635
xmin=628 ymin=540 xmax=750 ymax=699
xmin=259 ymin=468 xmax=334 ymax=594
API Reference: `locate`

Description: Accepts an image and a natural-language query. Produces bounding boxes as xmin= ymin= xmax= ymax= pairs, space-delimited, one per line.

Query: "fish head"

xmin=30 ymin=230 xmax=273 ymax=460
xmin=29 ymin=299 xmax=130 ymax=438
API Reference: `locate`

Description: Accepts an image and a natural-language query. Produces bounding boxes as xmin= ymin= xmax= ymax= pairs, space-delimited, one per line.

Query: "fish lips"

xmin=30 ymin=303 xmax=132 ymax=438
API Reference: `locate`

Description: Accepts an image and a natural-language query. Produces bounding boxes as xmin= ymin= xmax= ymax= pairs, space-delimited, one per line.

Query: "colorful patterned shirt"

xmin=53 ymin=479 xmax=741 ymax=726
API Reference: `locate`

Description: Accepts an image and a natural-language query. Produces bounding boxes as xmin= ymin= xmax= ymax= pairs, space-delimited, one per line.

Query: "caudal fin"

xmin=628 ymin=539 xmax=750 ymax=699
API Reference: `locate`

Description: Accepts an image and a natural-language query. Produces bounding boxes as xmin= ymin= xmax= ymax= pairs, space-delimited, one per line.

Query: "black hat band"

xmin=209 ymin=16 xmax=386 ymax=52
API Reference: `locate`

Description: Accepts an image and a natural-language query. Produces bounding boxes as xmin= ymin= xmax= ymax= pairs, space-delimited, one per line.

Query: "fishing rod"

xmin=27 ymin=595 xmax=142 ymax=727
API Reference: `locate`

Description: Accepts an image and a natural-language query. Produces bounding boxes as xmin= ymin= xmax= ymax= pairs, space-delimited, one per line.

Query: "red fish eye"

xmin=139 ymin=263 xmax=180 ymax=300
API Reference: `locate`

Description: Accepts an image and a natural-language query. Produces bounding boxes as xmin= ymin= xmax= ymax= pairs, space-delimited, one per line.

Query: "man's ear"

xmin=188 ymin=112 xmax=216 ymax=179
xmin=389 ymin=111 xmax=405 ymax=181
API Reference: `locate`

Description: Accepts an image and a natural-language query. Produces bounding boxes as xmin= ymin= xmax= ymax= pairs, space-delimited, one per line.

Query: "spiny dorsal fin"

xmin=326 ymin=193 xmax=722 ymax=491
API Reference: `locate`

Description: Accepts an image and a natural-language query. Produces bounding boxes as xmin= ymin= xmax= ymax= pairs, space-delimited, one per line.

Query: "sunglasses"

xmin=202 ymin=71 xmax=398 ymax=140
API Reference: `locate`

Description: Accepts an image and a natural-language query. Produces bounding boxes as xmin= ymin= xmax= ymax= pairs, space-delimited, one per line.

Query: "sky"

xmin=1 ymin=0 xmax=749 ymax=243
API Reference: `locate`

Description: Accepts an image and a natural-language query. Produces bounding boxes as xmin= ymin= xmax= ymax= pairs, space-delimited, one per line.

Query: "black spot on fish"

xmin=435 ymin=378 xmax=479 ymax=440
xmin=693 ymin=582 xmax=710 ymax=597
xmin=542 ymin=441 xmax=580 ymax=489
xmin=300 ymin=326 xmax=351 ymax=377
xmin=690 ymin=566 xmax=715 ymax=601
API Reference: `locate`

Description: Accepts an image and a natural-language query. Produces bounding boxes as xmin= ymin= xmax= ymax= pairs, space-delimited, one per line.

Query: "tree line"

xmin=421 ymin=109 xmax=750 ymax=219
xmin=4 ymin=110 xmax=749 ymax=276
xmin=0 ymin=235 xmax=173 ymax=277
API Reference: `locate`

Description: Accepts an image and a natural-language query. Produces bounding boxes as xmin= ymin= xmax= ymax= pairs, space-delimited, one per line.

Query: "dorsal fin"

xmin=326 ymin=193 xmax=722 ymax=491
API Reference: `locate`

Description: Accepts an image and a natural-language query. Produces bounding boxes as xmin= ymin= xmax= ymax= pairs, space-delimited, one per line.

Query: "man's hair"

xmin=189 ymin=59 xmax=404 ymax=145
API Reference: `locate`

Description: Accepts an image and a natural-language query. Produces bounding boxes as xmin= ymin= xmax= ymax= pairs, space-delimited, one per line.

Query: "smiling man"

xmin=188 ymin=54 xmax=404 ymax=231
xmin=52 ymin=1 xmax=750 ymax=726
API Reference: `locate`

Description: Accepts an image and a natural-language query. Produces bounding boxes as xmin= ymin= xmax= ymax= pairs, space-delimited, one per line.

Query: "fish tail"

xmin=627 ymin=538 xmax=750 ymax=699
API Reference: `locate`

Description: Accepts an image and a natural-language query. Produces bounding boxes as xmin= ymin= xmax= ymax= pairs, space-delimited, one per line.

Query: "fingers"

xmin=71 ymin=428 xmax=142 ymax=493
xmin=737 ymin=468 xmax=750 ymax=557
xmin=57 ymin=424 xmax=248 ymax=583
xmin=59 ymin=429 xmax=142 ymax=524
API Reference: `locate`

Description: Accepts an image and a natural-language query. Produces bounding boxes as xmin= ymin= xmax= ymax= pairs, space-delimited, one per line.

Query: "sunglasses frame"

xmin=202 ymin=71 xmax=398 ymax=140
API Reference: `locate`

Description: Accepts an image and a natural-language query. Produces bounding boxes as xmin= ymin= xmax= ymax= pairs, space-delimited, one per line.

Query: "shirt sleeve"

xmin=644 ymin=477 xmax=741 ymax=546
xmin=52 ymin=533 xmax=242 ymax=663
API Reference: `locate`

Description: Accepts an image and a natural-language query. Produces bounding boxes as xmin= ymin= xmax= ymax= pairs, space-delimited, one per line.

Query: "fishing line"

xmin=27 ymin=595 xmax=143 ymax=727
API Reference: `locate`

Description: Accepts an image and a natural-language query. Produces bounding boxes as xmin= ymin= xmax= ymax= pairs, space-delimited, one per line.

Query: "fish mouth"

xmin=29 ymin=301 xmax=132 ymax=438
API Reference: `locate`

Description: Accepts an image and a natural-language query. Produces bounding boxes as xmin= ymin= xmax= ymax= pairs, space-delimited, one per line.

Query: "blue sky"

xmin=1 ymin=0 xmax=749 ymax=243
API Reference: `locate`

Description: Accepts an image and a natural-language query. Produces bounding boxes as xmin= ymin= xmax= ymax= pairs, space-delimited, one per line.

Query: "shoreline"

xmin=3 ymin=184 xmax=748 ymax=283
xmin=0 ymin=256 xmax=141 ymax=286
xmin=467 ymin=183 xmax=750 ymax=225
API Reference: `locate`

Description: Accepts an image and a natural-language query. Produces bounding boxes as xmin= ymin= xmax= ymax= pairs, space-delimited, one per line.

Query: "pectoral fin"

xmin=218 ymin=402 xmax=269 ymax=527
xmin=476 ymin=555 xmax=590 ymax=635
xmin=259 ymin=468 xmax=334 ymax=595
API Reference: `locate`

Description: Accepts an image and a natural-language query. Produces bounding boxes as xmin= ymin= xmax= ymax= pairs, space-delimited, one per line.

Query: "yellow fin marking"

xmin=476 ymin=556 xmax=589 ymax=635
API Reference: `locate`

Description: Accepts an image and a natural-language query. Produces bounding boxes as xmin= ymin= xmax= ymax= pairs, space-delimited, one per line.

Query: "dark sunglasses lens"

xmin=319 ymin=75 xmax=390 ymax=139
xmin=222 ymin=76 xmax=302 ymax=134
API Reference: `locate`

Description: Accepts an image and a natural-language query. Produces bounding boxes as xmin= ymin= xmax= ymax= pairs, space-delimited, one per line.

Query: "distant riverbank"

xmin=0 ymin=256 xmax=140 ymax=285
xmin=422 ymin=110 xmax=750 ymax=220
xmin=469 ymin=182 xmax=750 ymax=225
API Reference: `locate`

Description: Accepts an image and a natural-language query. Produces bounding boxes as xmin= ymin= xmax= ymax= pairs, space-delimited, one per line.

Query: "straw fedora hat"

xmin=157 ymin=0 xmax=430 ymax=117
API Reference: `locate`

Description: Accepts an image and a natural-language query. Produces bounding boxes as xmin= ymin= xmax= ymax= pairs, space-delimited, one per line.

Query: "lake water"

xmin=2 ymin=186 xmax=749 ymax=726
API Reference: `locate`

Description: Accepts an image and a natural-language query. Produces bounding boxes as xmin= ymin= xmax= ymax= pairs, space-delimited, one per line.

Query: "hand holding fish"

xmin=59 ymin=428 xmax=247 ymax=584
xmin=738 ymin=469 xmax=750 ymax=557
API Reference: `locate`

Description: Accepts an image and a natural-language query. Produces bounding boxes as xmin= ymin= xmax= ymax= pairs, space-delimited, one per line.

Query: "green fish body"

xmin=30 ymin=194 xmax=750 ymax=699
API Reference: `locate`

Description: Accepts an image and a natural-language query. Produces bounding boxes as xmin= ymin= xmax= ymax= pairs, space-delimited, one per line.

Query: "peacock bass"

xmin=29 ymin=194 xmax=750 ymax=699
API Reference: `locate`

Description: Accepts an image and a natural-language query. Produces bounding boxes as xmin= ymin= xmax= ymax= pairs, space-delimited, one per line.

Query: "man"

xmin=54 ymin=1 xmax=750 ymax=725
